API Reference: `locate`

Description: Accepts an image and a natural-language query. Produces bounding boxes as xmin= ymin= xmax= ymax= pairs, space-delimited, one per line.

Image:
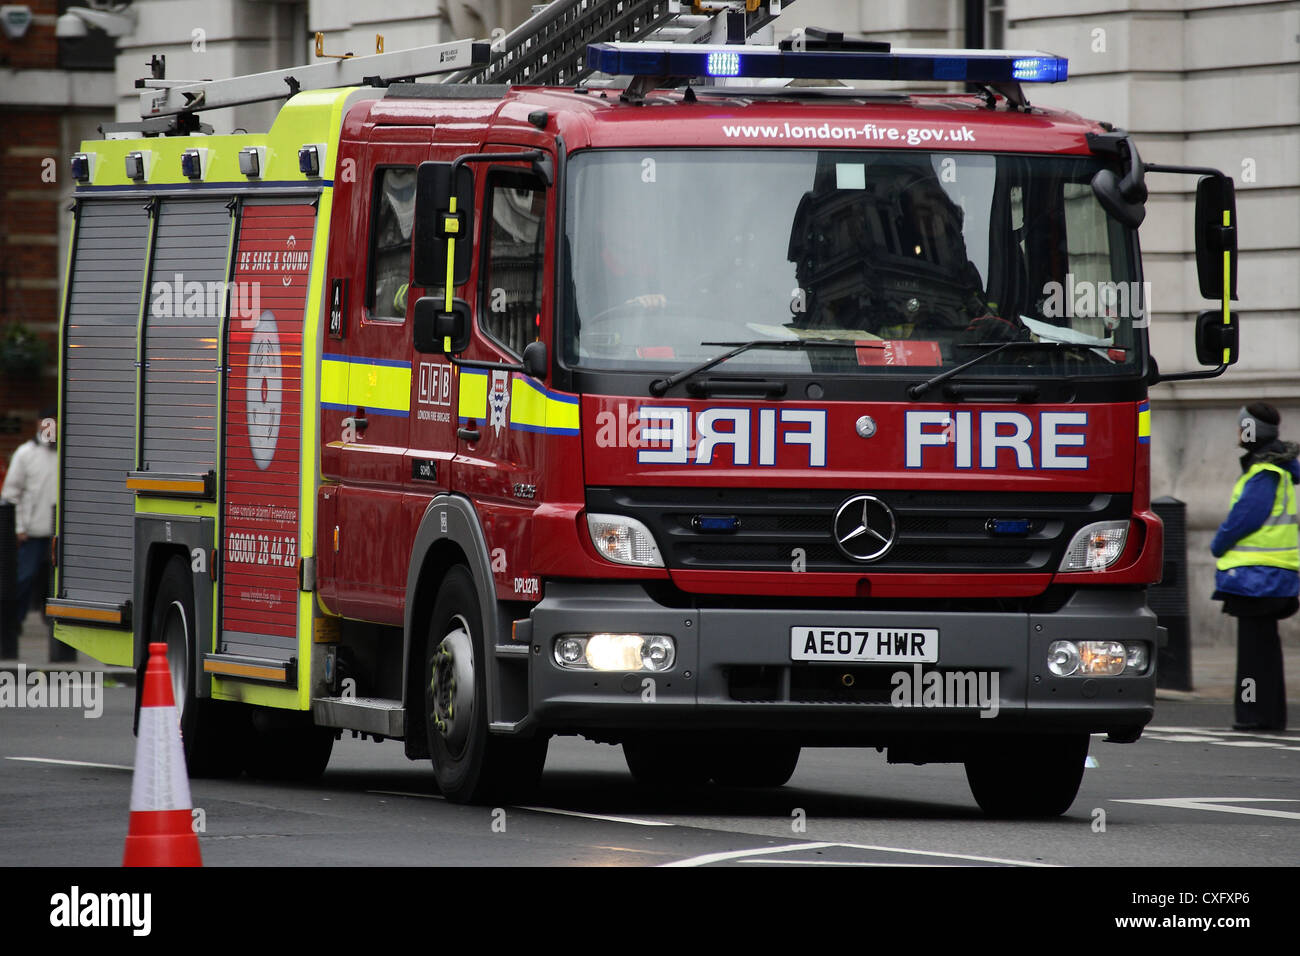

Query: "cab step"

xmin=312 ymin=695 xmax=405 ymax=737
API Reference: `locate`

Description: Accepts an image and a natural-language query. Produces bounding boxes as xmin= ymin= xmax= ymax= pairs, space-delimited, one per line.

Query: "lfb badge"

xmin=489 ymin=369 xmax=510 ymax=436
xmin=246 ymin=310 xmax=282 ymax=469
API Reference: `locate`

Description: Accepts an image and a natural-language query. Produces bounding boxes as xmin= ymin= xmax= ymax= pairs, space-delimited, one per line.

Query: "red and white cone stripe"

xmin=123 ymin=641 xmax=202 ymax=867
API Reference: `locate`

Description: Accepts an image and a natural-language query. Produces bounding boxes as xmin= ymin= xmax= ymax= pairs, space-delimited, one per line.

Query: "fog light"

xmin=641 ymin=634 xmax=675 ymax=671
xmin=1078 ymin=641 xmax=1126 ymax=676
xmin=1047 ymin=640 xmax=1080 ymax=677
xmin=554 ymin=636 xmax=586 ymax=667
xmin=1124 ymin=642 xmax=1149 ymax=673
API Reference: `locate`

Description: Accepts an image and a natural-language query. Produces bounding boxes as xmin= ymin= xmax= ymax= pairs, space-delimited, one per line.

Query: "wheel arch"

xmin=402 ymin=495 xmax=501 ymax=760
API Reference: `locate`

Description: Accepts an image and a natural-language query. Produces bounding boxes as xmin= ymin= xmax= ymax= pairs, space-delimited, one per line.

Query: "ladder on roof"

xmin=134 ymin=0 xmax=796 ymax=125
xmin=444 ymin=0 xmax=797 ymax=86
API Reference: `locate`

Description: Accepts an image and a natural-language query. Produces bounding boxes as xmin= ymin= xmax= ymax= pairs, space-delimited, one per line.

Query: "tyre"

xmin=622 ymin=735 xmax=710 ymax=788
xmin=243 ymin=711 xmax=334 ymax=781
xmin=709 ymin=736 xmax=801 ymax=788
xmin=425 ymin=566 xmax=547 ymax=804
xmin=151 ymin=556 xmax=247 ymax=778
xmin=963 ymin=733 xmax=1090 ymax=818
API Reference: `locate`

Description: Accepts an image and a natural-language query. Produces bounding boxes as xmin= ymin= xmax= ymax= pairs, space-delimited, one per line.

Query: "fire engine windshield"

xmin=561 ymin=149 xmax=1144 ymax=377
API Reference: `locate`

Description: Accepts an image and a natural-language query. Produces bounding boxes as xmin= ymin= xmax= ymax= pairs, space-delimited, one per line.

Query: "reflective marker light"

xmin=124 ymin=150 xmax=147 ymax=181
xmin=298 ymin=144 xmax=320 ymax=176
xmin=707 ymin=50 xmax=741 ymax=77
xmin=70 ymin=152 xmax=93 ymax=184
xmin=180 ymin=148 xmax=204 ymax=180
xmin=553 ymin=634 xmax=676 ymax=672
xmin=238 ymin=146 xmax=262 ymax=178
xmin=1059 ymin=520 xmax=1129 ymax=571
xmin=586 ymin=42 xmax=1068 ymax=84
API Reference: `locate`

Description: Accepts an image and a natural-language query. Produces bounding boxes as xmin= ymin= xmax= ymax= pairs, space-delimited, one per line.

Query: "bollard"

xmin=1151 ymin=496 xmax=1192 ymax=691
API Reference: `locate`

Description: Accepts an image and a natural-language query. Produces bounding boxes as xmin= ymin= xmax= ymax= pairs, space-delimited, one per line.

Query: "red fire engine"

xmin=50 ymin=2 xmax=1238 ymax=816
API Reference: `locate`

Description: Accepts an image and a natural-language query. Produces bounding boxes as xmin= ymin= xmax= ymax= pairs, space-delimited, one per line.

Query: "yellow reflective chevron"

xmin=320 ymin=353 xmax=410 ymax=416
xmin=510 ymin=376 xmax=579 ymax=435
xmin=1217 ymin=462 xmax=1299 ymax=572
xmin=1138 ymin=400 xmax=1150 ymax=444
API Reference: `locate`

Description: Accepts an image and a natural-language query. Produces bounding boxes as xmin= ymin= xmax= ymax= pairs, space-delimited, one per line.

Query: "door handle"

xmin=344 ymin=412 xmax=369 ymax=434
xmin=457 ymin=427 xmax=480 ymax=442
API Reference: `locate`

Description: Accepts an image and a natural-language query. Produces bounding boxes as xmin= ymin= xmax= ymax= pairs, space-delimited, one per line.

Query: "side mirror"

xmin=522 ymin=340 xmax=547 ymax=379
xmin=1090 ymin=135 xmax=1148 ymax=229
xmin=413 ymin=161 xmax=474 ymax=289
xmin=1194 ymin=308 xmax=1238 ymax=367
xmin=413 ymin=296 xmax=471 ymax=355
xmin=1194 ymin=175 xmax=1238 ymax=301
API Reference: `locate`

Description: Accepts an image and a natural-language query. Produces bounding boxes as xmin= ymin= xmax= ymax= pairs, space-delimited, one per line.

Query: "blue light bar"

xmin=586 ymin=43 xmax=1068 ymax=84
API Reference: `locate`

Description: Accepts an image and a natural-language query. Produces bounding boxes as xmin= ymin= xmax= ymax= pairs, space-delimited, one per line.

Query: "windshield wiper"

xmin=910 ymin=339 xmax=1120 ymax=400
xmin=907 ymin=339 xmax=1021 ymax=400
xmin=648 ymin=339 xmax=857 ymax=397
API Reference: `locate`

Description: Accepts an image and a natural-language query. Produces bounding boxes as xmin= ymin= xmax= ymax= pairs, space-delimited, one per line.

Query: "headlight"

xmin=586 ymin=513 xmax=664 ymax=567
xmin=1059 ymin=520 xmax=1129 ymax=571
xmin=553 ymin=634 xmax=676 ymax=672
xmin=1046 ymin=640 xmax=1127 ymax=676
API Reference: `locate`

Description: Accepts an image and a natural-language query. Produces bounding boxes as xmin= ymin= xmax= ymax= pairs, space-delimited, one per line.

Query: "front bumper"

xmin=526 ymin=583 xmax=1157 ymax=744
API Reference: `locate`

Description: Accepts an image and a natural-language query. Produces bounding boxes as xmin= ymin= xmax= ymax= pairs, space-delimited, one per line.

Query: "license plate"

xmin=790 ymin=627 xmax=939 ymax=663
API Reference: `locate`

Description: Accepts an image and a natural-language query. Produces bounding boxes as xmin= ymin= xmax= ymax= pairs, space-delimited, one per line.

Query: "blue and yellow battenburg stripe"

xmin=457 ymin=369 xmax=579 ymax=436
xmin=1137 ymin=400 xmax=1150 ymax=445
xmin=321 ymin=353 xmax=412 ymax=417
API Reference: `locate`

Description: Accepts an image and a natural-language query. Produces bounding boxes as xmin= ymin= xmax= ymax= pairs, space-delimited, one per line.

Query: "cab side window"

xmin=481 ymin=172 xmax=546 ymax=356
xmin=367 ymin=167 xmax=416 ymax=320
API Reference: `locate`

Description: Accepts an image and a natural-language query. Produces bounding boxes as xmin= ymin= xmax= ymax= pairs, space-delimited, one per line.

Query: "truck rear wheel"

xmin=424 ymin=566 xmax=547 ymax=804
xmin=963 ymin=733 xmax=1089 ymax=818
xmin=709 ymin=736 xmax=801 ymax=788
xmin=243 ymin=712 xmax=334 ymax=781
xmin=151 ymin=556 xmax=246 ymax=778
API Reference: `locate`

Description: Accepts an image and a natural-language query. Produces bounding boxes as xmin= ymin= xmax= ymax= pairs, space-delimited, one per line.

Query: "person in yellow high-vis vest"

xmin=1211 ymin=402 xmax=1298 ymax=731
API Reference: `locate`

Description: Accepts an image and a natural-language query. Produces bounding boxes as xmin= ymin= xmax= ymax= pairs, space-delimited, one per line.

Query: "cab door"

xmin=453 ymin=147 xmax=563 ymax=604
xmin=330 ymin=128 xmax=432 ymax=624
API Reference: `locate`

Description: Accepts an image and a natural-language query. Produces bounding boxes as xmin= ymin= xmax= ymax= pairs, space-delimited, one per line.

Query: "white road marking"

xmin=663 ymin=840 xmax=1055 ymax=868
xmin=516 ymin=805 xmax=674 ymax=827
xmin=1113 ymin=797 xmax=1300 ymax=821
xmin=6 ymin=756 xmax=133 ymax=771
xmin=1147 ymin=726 xmax=1294 ymax=741
xmin=367 ymin=791 xmax=672 ymax=827
xmin=742 ymin=860 xmax=947 ymax=867
xmin=368 ymin=790 xmax=444 ymax=800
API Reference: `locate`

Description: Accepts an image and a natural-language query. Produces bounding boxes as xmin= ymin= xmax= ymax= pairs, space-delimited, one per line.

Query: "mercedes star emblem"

xmin=832 ymin=494 xmax=897 ymax=562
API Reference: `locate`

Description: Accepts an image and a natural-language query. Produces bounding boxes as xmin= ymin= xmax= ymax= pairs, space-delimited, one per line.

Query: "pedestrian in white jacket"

xmin=2 ymin=410 xmax=57 ymax=634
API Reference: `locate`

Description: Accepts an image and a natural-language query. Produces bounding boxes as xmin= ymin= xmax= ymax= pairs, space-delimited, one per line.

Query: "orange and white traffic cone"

xmin=123 ymin=641 xmax=202 ymax=867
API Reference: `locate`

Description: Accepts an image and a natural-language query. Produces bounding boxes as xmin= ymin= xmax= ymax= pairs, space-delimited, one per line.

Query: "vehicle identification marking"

xmin=791 ymin=627 xmax=938 ymax=663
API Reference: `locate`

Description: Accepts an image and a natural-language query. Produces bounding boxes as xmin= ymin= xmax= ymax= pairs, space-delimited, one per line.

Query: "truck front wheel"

xmin=963 ymin=733 xmax=1090 ymax=818
xmin=424 ymin=566 xmax=547 ymax=803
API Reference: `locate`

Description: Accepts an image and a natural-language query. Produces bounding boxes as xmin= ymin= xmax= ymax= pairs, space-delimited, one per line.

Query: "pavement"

xmin=2 ymin=609 xmax=1297 ymax=705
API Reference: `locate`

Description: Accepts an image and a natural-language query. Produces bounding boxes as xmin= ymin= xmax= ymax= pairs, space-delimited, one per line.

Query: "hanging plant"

xmin=0 ymin=322 xmax=49 ymax=377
